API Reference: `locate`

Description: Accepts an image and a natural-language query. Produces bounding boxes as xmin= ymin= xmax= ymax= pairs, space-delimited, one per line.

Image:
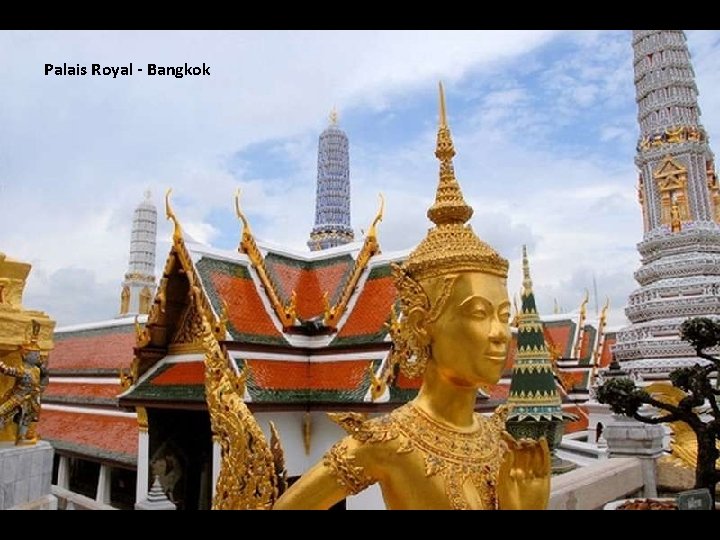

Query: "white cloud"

xmin=25 ymin=267 xmax=120 ymax=324
xmin=4 ymin=30 xmax=720 ymax=330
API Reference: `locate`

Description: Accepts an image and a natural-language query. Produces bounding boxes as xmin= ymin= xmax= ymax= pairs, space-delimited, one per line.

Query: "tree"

xmin=597 ymin=317 xmax=720 ymax=504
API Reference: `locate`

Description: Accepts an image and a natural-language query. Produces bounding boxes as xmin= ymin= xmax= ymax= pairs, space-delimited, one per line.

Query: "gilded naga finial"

xmin=600 ymin=297 xmax=610 ymax=319
xmin=165 ymin=189 xmax=182 ymax=243
xmin=234 ymin=188 xmax=252 ymax=236
xmin=367 ymin=193 xmax=385 ymax=240
xmin=580 ymin=289 xmax=589 ymax=316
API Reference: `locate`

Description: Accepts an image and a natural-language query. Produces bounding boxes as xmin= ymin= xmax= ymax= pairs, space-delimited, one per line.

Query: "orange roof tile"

xmin=152 ymin=362 xmax=205 ymax=386
xmin=544 ymin=323 xmax=573 ymax=359
xmin=45 ymin=382 xmax=123 ymax=400
xmin=39 ymin=409 xmax=138 ymax=460
xmin=579 ymin=329 xmax=594 ymax=360
xmin=394 ymin=371 xmax=422 ymax=390
xmin=267 ymin=260 xmax=352 ymax=320
xmin=246 ymin=359 xmax=370 ymax=390
xmin=560 ymin=371 xmax=587 ymax=391
xmin=337 ymin=277 xmax=397 ymax=338
xmin=599 ymin=336 xmax=616 ymax=368
xmin=210 ymin=273 xmax=282 ymax=338
xmin=563 ymin=405 xmax=589 ymax=434
xmin=489 ymin=384 xmax=510 ymax=400
xmin=51 ymin=328 xmax=136 ymax=371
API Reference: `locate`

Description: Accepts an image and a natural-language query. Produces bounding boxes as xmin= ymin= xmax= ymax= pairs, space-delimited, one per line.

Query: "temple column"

xmin=57 ymin=455 xmax=70 ymax=489
xmin=96 ymin=464 xmax=112 ymax=504
xmin=135 ymin=407 xmax=150 ymax=504
xmin=211 ymin=437 xmax=221 ymax=499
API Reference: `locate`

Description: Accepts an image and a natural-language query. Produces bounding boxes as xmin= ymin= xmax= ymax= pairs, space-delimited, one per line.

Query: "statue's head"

xmin=391 ymin=83 xmax=510 ymax=388
xmin=20 ymin=319 xmax=43 ymax=367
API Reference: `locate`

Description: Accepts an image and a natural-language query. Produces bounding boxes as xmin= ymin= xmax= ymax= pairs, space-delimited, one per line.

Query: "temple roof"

xmin=263 ymin=251 xmax=354 ymax=321
xmin=39 ymin=407 xmax=138 ymax=468
xmin=43 ymin=317 xmax=145 ymax=465
xmin=182 ymin=240 xmax=405 ymax=345
xmin=51 ymin=316 xmax=145 ymax=374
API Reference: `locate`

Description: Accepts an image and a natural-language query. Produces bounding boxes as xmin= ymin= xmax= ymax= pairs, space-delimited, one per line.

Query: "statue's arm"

xmin=0 ymin=361 xmax=21 ymax=378
xmin=274 ymin=436 xmax=377 ymax=510
xmin=273 ymin=459 xmax=351 ymax=510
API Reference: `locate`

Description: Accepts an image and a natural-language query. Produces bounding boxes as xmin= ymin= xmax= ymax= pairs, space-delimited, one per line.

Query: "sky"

xmin=2 ymin=30 xmax=720 ymax=328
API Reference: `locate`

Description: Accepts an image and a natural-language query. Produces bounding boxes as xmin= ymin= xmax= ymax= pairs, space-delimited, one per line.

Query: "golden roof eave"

xmin=323 ymin=194 xmax=384 ymax=329
xmin=235 ymin=189 xmax=296 ymax=328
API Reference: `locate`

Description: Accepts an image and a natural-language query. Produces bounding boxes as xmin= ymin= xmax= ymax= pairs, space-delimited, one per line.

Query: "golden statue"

xmin=670 ymin=201 xmax=682 ymax=232
xmin=120 ymin=285 xmax=130 ymax=315
xmin=205 ymin=84 xmax=550 ymax=510
xmin=0 ymin=320 xmax=48 ymax=445
xmin=665 ymin=126 xmax=685 ymax=144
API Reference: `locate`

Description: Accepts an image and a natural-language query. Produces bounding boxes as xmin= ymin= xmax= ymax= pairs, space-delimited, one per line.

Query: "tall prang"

xmin=613 ymin=30 xmax=720 ymax=375
xmin=119 ymin=190 xmax=157 ymax=316
xmin=307 ymin=109 xmax=354 ymax=251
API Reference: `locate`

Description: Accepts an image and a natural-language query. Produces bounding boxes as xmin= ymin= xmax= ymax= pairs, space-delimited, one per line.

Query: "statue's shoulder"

xmin=328 ymin=410 xmax=399 ymax=445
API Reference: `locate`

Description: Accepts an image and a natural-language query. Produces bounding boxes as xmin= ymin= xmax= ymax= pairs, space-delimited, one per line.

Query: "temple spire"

xmin=308 ymin=108 xmax=354 ymax=251
xmin=614 ymin=31 xmax=720 ymax=373
xmin=522 ymin=244 xmax=533 ymax=297
xmin=506 ymin=246 xmax=566 ymax=462
xmin=119 ymin=191 xmax=157 ymax=317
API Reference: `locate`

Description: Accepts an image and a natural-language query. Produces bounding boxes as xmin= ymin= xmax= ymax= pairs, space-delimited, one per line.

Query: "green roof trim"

xmin=47 ymin=440 xmax=137 ymax=467
xmin=239 ymin=358 xmax=382 ymax=404
xmin=44 ymin=396 xmax=119 ymax=407
xmin=388 ymin=386 xmax=419 ymax=403
xmin=124 ymin=383 xmax=206 ymax=403
xmin=122 ymin=363 xmax=205 ymax=403
xmin=264 ymin=251 xmax=354 ymax=271
xmin=330 ymin=327 xmax=390 ymax=347
xmin=367 ymin=264 xmax=394 ymax=280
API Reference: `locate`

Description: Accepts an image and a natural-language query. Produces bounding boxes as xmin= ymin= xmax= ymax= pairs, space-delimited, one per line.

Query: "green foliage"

xmin=680 ymin=318 xmax=720 ymax=353
xmin=596 ymin=378 xmax=648 ymax=416
xmin=598 ymin=317 xmax=720 ymax=500
xmin=669 ymin=366 xmax=713 ymax=406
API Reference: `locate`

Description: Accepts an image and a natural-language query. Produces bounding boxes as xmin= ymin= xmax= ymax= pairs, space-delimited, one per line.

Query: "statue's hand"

xmin=497 ymin=432 xmax=550 ymax=510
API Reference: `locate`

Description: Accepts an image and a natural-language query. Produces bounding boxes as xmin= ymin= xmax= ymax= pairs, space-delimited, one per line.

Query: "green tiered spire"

xmin=507 ymin=246 xmax=564 ymax=423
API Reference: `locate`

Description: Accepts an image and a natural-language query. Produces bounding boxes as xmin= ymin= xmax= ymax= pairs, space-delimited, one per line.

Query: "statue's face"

xmin=427 ymin=272 xmax=511 ymax=388
xmin=22 ymin=350 xmax=42 ymax=367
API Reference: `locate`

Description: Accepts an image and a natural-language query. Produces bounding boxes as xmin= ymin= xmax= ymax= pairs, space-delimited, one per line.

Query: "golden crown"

xmin=401 ymin=83 xmax=508 ymax=282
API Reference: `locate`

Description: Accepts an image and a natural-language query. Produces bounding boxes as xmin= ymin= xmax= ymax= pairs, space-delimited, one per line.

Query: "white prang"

xmin=119 ymin=190 xmax=158 ymax=316
xmin=614 ymin=31 xmax=720 ymax=378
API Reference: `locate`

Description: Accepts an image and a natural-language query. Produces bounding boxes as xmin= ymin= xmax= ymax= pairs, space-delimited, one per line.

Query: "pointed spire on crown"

xmin=427 ymin=82 xmax=474 ymax=226
xmin=522 ymin=245 xmax=533 ymax=297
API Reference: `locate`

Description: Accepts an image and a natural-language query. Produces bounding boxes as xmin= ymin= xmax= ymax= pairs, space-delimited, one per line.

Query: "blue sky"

xmin=2 ymin=30 xmax=720 ymax=326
